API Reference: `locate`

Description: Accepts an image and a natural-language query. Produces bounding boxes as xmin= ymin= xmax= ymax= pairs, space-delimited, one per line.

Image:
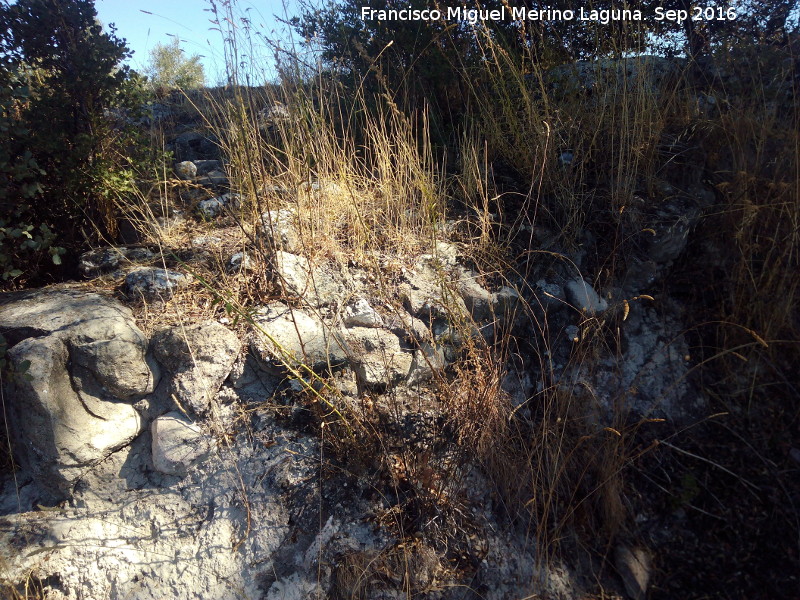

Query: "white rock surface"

xmin=174 ymin=160 xmax=197 ymax=180
xmin=274 ymin=251 xmax=344 ymax=306
xmin=261 ymin=208 xmax=301 ymax=253
xmin=228 ymin=251 xmax=254 ymax=273
xmin=406 ymin=343 xmax=447 ymax=386
xmin=0 ymin=289 xmax=156 ymax=497
xmin=456 ymin=268 xmax=494 ymax=322
xmin=341 ymin=327 xmax=412 ymax=389
xmin=124 ymin=267 xmax=188 ymax=301
xmin=151 ymin=321 xmax=241 ymax=416
xmin=564 ymin=278 xmax=608 ymax=314
xmin=343 ymin=297 xmax=383 ymax=328
xmin=151 ymin=412 xmax=211 ymax=476
xmin=251 ymin=302 xmax=347 ymax=373
xmin=197 ymin=192 xmax=240 ymax=218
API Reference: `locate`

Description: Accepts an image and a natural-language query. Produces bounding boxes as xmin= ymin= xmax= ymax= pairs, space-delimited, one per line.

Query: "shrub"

xmin=0 ymin=0 xmax=145 ymax=286
xmin=145 ymin=38 xmax=205 ymax=91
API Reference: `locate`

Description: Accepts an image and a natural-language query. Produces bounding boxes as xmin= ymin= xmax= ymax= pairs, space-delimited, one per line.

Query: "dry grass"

xmin=92 ymin=3 xmax=800 ymax=597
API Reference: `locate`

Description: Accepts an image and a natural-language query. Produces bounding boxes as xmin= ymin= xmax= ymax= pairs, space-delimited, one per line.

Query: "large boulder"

xmin=151 ymin=321 xmax=241 ymax=416
xmin=0 ymin=289 xmax=158 ymax=498
xmin=251 ymin=302 xmax=348 ymax=373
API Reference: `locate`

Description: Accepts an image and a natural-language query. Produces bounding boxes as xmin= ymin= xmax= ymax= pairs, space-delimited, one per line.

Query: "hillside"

xmin=1 ymin=2 xmax=799 ymax=599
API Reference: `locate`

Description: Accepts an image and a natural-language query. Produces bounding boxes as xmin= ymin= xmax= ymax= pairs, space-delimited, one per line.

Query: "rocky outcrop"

xmin=0 ymin=289 xmax=158 ymax=498
xmin=151 ymin=321 xmax=241 ymax=416
xmin=174 ymin=160 xmax=197 ymax=180
xmin=251 ymin=302 xmax=348 ymax=374
xmin=273 ymin=250 xmax=345 ymax=307
xmin=197 ymin=192 xmax=240 ymax=219
xmin=564 ymin=278 xmax=608 ymax=315
xmin=170 ymin=131 xmax=221 ymax=163
xmin=545 ymin=55 xmax=684 ymax=99
xmin=79 ymin=246 xmax=155 ymax=279
xmin=261 ymin=208 xmax=301 ymax=253
xmin=340 ymin=326 xmax=412 ymax=390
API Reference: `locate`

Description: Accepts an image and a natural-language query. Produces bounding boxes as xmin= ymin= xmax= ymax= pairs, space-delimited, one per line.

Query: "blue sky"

xmin=95 ymin=0 xmax=302 ymax=84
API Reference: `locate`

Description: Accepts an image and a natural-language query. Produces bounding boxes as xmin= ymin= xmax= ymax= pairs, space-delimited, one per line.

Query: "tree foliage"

xmin=294 ymin=0 xmax=799 ymax=84
xmin=0 ymin=0 xmax=144 ymax=287
xmin=290 ymin=0 xmax=798 ymax=153
xmin=145 ymin=38 xmax=205 ymax=91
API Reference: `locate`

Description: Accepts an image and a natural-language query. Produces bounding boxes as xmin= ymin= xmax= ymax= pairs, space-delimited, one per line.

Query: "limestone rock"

xmin=406 ymin=343 xmax=447 ymax=386
xmin=79 ymin=246 xmax=154 ymax=279
xmin=274 ymin=251 xmax=344 ymax=307
xmin=151 ymin=412 xmax=212 ymax=476
xmin=124 ymin=267 xmax=188 ymax=301
xmin=191 ymin=234 xmax=222 ymax=247
xmin=341 ymin=327 xmax=412 ymax=390
xmin=564 ymin=278 xmax=608 ymax=315
xmin=228 ymin=251 xmax=255 ymax=273
xmin=533 ymin=279 xmax=565 ymax=311
xmin=615 ymin=545 xmax=652 ymax=600
xmin=251 ymin=302 xmax=347 ymax=373
xmin=172 ymin=131 xmax=220 ymax=162
xmin=258 ymin=103 xmax=291 ymax=131
xmin=456 ymin=268 xmax=494 ymax=322
xmin=501 ymin=368 xmax=535 ymax=408
xmin=546 ymin=56 xmax=682 ymax=100
xmin=492 ymin=285 xmax=522 ymax=318
xmin=192 ymin=159 xmax=222 ymax=175
xmin=399 ymin=265 xmax=468 ymax=323
xmin=151 ymin=321 xmax=241 ymax=416
xmin=0 ymin=289 xmax=156 ymax=498
xmin=9 ymin=337 xmax=142 ymax=494
xmin=384 ymin=310 xmax=431 ymax=345
xmin=198 ymin=192 xmax=240 ymax=219
xmin=420 ymin=241 xmax=460 ymax=267
xmin=202 ymin=169 xmax=229 ymax=187
xmin=174 ymin=160 xmax=197 ymax=180
xmin=261 ymin=208 xmax=301 ymax=253
xmin=343 ymin=297 xmax=383 ymax=328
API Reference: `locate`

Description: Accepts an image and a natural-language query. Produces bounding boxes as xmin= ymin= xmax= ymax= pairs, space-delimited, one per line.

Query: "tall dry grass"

xmin=108 ymin=2 xmax=798 ymax=596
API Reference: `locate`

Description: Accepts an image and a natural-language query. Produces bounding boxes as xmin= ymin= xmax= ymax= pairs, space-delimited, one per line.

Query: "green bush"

xmin=145 ymin=38 xmax=205 ymax=91
xmin=0 ymin=0 xmax=146 ymax=287
xmin=0 ymin=76 xmax=64 ymax=283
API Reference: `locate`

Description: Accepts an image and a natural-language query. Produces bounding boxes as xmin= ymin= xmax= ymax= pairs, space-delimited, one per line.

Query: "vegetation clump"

xmin=0 ymin=0 xmax=146 ymax=287
xmin=145 ymin=38 xmax=205 ymax=93
xmin=0 ymin=0 xmax=798 ymax=598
